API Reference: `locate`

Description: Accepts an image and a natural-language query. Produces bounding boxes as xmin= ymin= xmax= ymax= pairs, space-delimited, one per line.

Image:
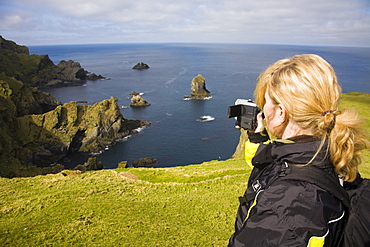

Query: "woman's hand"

xmin=254 ymin=113 xmax=265 ymax=133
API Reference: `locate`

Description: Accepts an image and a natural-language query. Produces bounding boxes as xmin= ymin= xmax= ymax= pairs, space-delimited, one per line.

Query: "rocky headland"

xmin=0 ymin=36 xmax=150 ymax=177
xmin=183 ymin=74 xmax=211 ymax=100
xmin=0 ymin=35 xmax=106 ymax=88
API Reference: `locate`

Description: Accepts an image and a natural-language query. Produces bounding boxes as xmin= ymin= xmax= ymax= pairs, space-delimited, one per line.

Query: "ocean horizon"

xmin=29 ymin=43 xmax=370 ymax=168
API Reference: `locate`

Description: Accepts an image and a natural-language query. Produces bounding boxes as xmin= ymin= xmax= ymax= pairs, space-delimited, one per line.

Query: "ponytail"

xmin=320 ymin=109 xmax=370 ymax=182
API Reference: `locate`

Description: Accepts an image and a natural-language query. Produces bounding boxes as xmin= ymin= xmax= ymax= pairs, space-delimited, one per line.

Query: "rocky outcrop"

xmin=117 ymin=161 xmax=128 ymax=168
xmin=231 ymin=128 xmax=248 ymax=159
xmin=17 ymin=97 xmax=150 ymax=164
xmin=183 ymin=74 xmax=211 ymax=99
xmin=132 ymin=62 xmax=150 ymax=70
xmin=0 ymin=72 xmax=61 ymax=116
xmin=45 ymin=60 xmax=106 ymax=87
xmin=0 ymin=35 xmax=29 ymax=54
xmin=0 ymin=74 xmax=63 ymax=177
xmin=130 ymin=92 xmax=150 ymax=106
xmin=0 ymin=73 xmax=150 ymax=178
xmin=132 ymin=157 xmax=157 ymax=167
xmin=74 ymin=157 xmax=103 ymax=172
xmin=0 ymin=36 xmax=106 ymax=87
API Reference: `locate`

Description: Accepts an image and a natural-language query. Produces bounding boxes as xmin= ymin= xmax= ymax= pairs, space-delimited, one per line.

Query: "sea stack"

xmin=184 ymin=74 xmax=211 ymax=100
xmin=130 ymin=92 xmax=150 ymax=106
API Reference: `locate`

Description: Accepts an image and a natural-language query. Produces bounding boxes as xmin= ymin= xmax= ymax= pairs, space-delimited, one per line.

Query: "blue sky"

xmin=0 ymin=0 xmax=369 ymax=47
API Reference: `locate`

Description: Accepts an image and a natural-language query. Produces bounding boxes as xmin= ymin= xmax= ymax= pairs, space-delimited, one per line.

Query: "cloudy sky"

xmin=1 ymin=0 xmax=369 ymax=47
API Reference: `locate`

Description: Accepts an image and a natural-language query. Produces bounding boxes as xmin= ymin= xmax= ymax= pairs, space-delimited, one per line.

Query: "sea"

xmin=28 ymin=43 xmax=370 ymax=169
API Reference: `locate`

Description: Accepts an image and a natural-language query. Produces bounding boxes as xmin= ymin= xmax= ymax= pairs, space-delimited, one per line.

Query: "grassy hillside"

xmin=0 ymin=159 xmax=250 ymax=246
xmin=0 ymin=93 xmax=369 ymax=246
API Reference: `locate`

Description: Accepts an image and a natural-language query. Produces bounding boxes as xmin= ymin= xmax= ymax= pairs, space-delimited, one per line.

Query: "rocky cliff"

xmin=0 ymin=35 xmax=105 ymax=87
xmin=0 ymin=37 xmax=150 ymax=178
xmin=0 ymin=72 xmax=61 ymax=116
xmin=0 ymin=77 xmax=150 ymax=177
xmin=184 ymin=74 xmax=211 ymax=99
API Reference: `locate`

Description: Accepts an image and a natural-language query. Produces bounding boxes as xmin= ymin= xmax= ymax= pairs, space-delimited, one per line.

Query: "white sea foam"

xmin=119 ymin=136 xmax=130 ymax=142
xmin=183 ymin=96 xmax=213 ymax=100
xmin=91 ymin=151 xmax=103 ymax=155
xmin=135 ymin=126 xmax=146 ymax=132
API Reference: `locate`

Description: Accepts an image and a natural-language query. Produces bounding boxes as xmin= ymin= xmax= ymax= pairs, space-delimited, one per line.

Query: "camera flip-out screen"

xmin=228 ymin=100 xmax=260 ymax=130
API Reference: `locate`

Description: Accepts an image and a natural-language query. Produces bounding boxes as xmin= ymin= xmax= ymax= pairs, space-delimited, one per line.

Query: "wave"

xmin=166 ymin=77 xmax=176 ymax=86
xmin=165 ymin=67 xmax=187 ymax=86
xmin=179 ymin=67 xmax=187 ymax=75
xmin=183 ymin=96 xmax=213 ymax=100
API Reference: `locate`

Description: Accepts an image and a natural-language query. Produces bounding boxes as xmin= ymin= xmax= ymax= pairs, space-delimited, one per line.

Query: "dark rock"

xmin=132 ymin=157 xmax=157 ymax=167
xmin=86 ymin=73 xmax=106 ymax=80
xmin=74 ymin=157 xmax=103 ymax=172
xmin=117 ymin=161 xmax=128 ymax=168
xmin=0 ymin=73 xmax=61 ymax=116
xmin=130 ymin=91 xmax=140 ymax=96
xmin=132 ymin=62 xmax=150 ymax=70
xmin=0 ymin=35 xmax=29 ymax=54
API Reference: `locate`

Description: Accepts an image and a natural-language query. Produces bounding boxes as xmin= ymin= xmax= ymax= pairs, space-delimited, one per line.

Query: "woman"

xmin=228 ymin=54 xmax=369 ymax=247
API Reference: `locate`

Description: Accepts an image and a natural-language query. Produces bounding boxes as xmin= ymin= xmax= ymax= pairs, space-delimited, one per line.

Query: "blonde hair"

xmin=254 ymin=54 xmax=369 ymax=182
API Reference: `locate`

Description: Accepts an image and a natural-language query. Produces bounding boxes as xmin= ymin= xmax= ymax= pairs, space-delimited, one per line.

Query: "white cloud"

xmin=0 ymin=0 xmax=369 ymax=46
xmin=0 ymin=15 xmax=23 ymax=30
xmin=0 ymin=7 xmax=36 ymax=31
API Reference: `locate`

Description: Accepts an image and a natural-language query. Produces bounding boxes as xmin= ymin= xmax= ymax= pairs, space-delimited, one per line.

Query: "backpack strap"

xmin=280 ymin=165 xmax=350 ymax=208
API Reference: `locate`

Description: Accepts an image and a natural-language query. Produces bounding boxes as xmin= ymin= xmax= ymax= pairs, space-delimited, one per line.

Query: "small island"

xmin=183 ymin=74 xmax=211 ymax=100
xmin=130 ymin=91 xmax=151 ymax=106
xmin=132 ymin=62 xmax=150 ymax=70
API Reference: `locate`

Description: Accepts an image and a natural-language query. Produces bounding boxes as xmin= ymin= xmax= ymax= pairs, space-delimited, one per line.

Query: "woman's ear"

xmin=278 ymin=104 xmax=287 ymax=123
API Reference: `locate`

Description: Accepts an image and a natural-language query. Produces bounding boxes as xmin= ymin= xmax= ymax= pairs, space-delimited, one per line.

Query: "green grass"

xmin=0 ymin=93 xmax=369 ymax=246
xmin=340 ymin=92 xmax=370 ymax=131
xmin=0 ymin=159 xmax=250 ymax=246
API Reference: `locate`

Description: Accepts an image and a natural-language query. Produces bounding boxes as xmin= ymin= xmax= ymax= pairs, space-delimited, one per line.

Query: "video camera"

xmin=228 ymin=99 xmax=260 ymax=130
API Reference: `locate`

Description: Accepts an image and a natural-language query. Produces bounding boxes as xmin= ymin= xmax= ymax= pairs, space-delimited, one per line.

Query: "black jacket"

xmin=228 ymin=136 xmax=346 ymax=247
